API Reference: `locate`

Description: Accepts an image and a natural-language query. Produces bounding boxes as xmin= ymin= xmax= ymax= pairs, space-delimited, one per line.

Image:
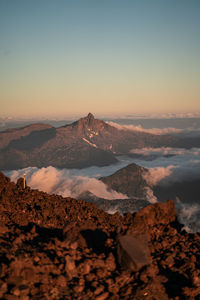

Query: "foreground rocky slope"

xmin=0 ymin=172 xmax=200 ymax=299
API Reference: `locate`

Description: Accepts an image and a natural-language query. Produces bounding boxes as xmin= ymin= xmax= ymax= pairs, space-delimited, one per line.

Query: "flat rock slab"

xmin=117 ymin=234 xmax=151 ymax=271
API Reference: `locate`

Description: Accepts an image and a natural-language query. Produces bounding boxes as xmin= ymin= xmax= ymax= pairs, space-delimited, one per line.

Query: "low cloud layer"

xmin=107 ymin=121 xmax=200 ymax=137
xmin=129 ymin=147 xmax=200 ymax=186
xmin=175 ymin=198 xmax=200 ymax=233
xmin=6 ymin=148 xmax=200 ymax=233
xmin=107 ymin=121 xmax=183 ymax=135
xmin=6 ymin=145 xmax=200 ymax=203
xmin=143 ymin=161 xmax=200 ymax=187
xmin=144 ymin=187 xmax=158 ymax=203
xmin=130 ymin=147 xmax=200 ymax=157
xmin=8 ymin=166 xmax=128 ymax=200
xmin=143 ymin=166 xmax=175 ymax=186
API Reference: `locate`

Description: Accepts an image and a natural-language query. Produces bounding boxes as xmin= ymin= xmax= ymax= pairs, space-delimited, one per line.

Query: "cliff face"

xmin=0 ymin=171 xmax=200 ymax=299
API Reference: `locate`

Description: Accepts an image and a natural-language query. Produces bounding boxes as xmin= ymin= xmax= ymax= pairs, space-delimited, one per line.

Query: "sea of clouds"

xmin=129 ymin=147 xmax=200 ymax=233
xmin=107 ymin=121 xmax=183 ymax=135
xmin=129 ymin=147 xmax=200 ymax=185
xmin=8 ymin=166 xmax=128 ymax=200
xmin=6 ymin=146 xmax=200 ymax=190
xmin=107 ymin=121 xmax=200 ymax=137
xmin=5 ymin=118 xmax=200 ymax=232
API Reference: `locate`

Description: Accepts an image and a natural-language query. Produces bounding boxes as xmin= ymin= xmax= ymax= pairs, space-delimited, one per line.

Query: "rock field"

xmin=0 ymin=172 xmax=200 ymax=299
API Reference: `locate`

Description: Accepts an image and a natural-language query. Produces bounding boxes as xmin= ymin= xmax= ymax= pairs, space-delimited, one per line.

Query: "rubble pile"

xmin=0 ymin=172 xmax=200 ymax=299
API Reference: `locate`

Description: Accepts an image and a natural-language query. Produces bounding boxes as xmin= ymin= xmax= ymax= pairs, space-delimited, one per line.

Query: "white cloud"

xmin=128 ymin=147 xmax=200 ymax=188
xmin=8 ymin=166 xmax=128 ymax=200
xmin=107 ymin=121 xmax=183 ymax=135
xmin=175 ymin=198 xmax=200 ymax=233
xmin=130 ymin=147 xmax=200 ymax=157
xmin=6 ymin=153 xmax=200 ymax=233
xmin=144 ymin=187 xmax=158 ymax=203
xmin=143 ymin=166 xmax=175 ymax=186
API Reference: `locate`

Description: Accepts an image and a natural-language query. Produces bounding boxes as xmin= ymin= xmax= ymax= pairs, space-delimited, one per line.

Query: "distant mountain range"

xmin=78 ymin=163 xmax=150 ymax=214
xmin=0 ymin=113 xmax=200 ymax=170
xmin=99 ymin=163 xmax=200 ymax=207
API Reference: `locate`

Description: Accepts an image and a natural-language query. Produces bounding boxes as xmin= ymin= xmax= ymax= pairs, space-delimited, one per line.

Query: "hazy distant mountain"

xmin=99 ymin=162 xmax=200 ymax=206
xmin=77 ymin=163 xmax=150 ymax=213
xmin=100 ymin=163 xmax=149 ymax=199
xmin=0 ymin=119 xmax=74 ymax=131
xmin=0 ymin=113 xmax=197 ymax=170
xmin=0 ymin=123 xmax=53 ymax=150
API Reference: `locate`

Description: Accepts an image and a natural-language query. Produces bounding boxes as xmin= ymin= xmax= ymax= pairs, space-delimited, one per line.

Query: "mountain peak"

xmin=86 ymin=113 xmax=94 ymax=120
xmin=79 ymin=113 xmax=96 ymax=127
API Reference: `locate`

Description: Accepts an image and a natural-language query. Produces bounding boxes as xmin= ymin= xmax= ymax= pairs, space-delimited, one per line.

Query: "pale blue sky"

xmin=0 ymin=0 xmax=200 ymax=118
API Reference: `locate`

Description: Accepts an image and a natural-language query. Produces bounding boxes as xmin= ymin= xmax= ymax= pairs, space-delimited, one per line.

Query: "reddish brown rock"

xmin=96 ymin=292 xmax=109 ymax=300
xmin=0 ymin=172 xmax=200 ymax=299
xmin=65 ymin=255 xmax=77 ymax=279
xmin=117 ymin=234 xmax=151 ymax=271
xmin=129 ymin=199 xmax=176 ymax=233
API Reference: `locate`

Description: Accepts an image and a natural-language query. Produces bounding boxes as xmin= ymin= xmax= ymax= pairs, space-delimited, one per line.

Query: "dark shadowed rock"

xmin=0 ymin=171 xmax=10 ymax=193
xmin=117 ymin=234 xmax=151 ymax=271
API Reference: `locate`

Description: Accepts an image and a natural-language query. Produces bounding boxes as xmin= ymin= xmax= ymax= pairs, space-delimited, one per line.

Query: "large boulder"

xmin=117 ymin=234 xmax=151 ymax=271
xmin=128 ymin=199 xmax=176 ymax=234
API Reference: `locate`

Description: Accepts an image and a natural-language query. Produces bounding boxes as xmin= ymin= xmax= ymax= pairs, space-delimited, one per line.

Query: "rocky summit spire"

xmin=83 ymin=113 xmax=95 ymax=126
xmin=75 ymin=113 xmax=96 ymax=130
xmin=86 ymin=113 xmax=94 ymax=120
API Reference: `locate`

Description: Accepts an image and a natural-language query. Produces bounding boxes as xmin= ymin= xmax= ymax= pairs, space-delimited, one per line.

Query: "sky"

xmin=0 ymin=0 xmax=200 ymax=118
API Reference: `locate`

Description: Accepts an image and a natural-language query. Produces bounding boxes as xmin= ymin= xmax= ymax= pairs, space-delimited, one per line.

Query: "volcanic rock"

xmin=117 ymin=234 xmax=151 ymax=271
xmin=65 ymin=255 xmax=77 ymax=279
xmin=0 ymin=171 xmax=200 ymax=299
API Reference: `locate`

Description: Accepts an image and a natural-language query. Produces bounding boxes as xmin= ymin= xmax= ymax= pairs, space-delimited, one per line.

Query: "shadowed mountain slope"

xmin=100 ymin=163 xmax=149 ymax=198
xmin=0 ymin=113 xmax=197 ymax=170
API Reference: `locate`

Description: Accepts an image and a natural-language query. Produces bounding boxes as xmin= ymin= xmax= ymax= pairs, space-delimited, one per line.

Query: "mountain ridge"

xmin=0 ymin=113 xmax=197 ymax=170
xmin=100 ymin=163 xmax=149 ymax=198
